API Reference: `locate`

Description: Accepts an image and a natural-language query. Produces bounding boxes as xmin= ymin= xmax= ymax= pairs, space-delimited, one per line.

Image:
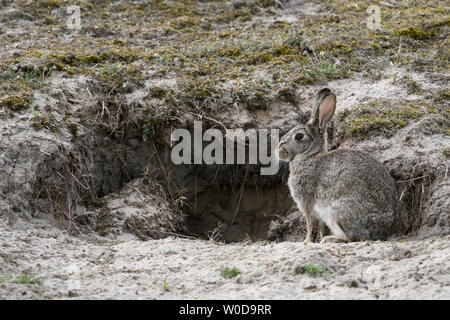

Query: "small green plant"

xmin=162 ymin=278 xmax=168 ymax=291
xmin=104 ymin=64 xmax=121 ymax=74
xmin=284 ymin=33 xmax=306 ymax=50
xmin=0 ymin=274 xmax=41 ymax=284
xmin=0 ymin=71 xmax=18 ymax=80
xmin=0 ymin=68 xmax=53 ymax=82
xmin=309 ymin=61 xmax=340 ymax=79
xmin=296 ymin=264 xmax=326 ymax=277
xmin=220 ymin=266 xmax=241 ymax=279
xmin=31 ymin=112 xmax=56 ymax=132
xmin=13 ymin=274 xmax=41 ymax=284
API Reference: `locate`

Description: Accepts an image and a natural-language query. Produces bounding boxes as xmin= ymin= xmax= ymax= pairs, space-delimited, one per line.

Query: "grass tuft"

xmin=296 ymin=264 xmax=326 ymax=277
xmin=220 ymin=266 xmax=241 ymax=279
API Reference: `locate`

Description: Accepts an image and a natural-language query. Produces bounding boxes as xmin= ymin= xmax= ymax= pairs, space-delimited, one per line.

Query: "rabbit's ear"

xmin=318 ymin=92 xmax=336 ymax=130
xmin=316 ymin=88 xmax=332 ymax=100
xmin=308 ymin=88 xmax=332 ymax=126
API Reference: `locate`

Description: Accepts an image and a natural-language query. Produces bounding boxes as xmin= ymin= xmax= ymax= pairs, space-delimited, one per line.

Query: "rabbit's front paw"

xmin=303 ymin=236 xmax=314 ymax=243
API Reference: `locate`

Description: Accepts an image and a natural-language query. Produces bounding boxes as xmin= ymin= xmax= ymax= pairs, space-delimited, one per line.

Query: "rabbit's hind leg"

xmin=320 ymin=235 xmax=348 ymax=244
xmin=319 ymin=214 xmax=349 ymax=244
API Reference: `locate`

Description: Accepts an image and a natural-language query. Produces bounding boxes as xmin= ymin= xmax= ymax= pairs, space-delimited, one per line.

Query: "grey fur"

xmin=277 ymin=89 xmax=404 ymax=243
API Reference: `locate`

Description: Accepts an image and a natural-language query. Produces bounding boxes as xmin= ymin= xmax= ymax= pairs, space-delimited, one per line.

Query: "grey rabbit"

xmin=277 ymin=88 xmax=404 ymax=243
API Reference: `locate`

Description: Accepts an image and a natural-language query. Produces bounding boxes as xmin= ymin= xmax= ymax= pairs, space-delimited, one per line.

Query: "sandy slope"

xmin=0 ymin=219 xmax=448 ymax=300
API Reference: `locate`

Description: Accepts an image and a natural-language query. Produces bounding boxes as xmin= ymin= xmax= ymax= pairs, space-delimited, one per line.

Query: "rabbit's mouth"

xmin=276 ymin=145 xmax=291 ymax=162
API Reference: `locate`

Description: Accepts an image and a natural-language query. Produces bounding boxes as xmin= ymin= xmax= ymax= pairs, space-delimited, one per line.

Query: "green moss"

xmin=393 ymin=27 xmax=434 ymax=40
xmin=258 ymin=0 xmax=275 ymax=8
xmin=238 ymin=90 xmax=270 ymax=110
xmin=39 ymin=0 xmax=62 ymax=8
xmin=0 ymin=95 xmax=30 ymax=112
xmin=171 ymin=16 xmax=199 ymax=29
xmin=179 ymin=78 xmax=217 ymax=108
xmin=270 ymin=20 xmax=289 ymax=29
xmin=277 ymin=87 xmax=298 ymax=105
xmin=273 ymin=45 xmax=293 ymax=56
xmin=432 ymin=88 xmax=450 ymax=102
xmin=149 ymin=86 xmax=168 ymax=99
xmin=142 ymin=100 xmax=181 ymax=133
xmin=317 ymin=41 xmax=352 ymax=54
xmin=1 ymin=273 xmax=40 ymax=284
xmin=247 ymin=51 xmax=273 ymax=65
xmin=95 ymin=64 xmax=144 ymax=94
xmin=219 ymin=46 xmax=243 ymax=58
xmin=46 ymin=46 xmax=146 ymax=70
xmin=335 ymin=100 xmax=426 ymax=141
xmin=307 ymin=61 xmax=343 ymax=83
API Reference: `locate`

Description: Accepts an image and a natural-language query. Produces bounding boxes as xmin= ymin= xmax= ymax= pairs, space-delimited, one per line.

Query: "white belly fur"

xmin=313 ymin=201 xmax=347 ymax=238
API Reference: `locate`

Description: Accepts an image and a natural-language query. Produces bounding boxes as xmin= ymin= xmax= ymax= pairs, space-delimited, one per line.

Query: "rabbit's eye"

xmin=295 ymin=133 xmax=304 ymax=140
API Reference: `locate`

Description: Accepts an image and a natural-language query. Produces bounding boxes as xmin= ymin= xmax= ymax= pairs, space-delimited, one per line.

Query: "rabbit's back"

xmin=289 ymin=149 xmax=404 ymax=240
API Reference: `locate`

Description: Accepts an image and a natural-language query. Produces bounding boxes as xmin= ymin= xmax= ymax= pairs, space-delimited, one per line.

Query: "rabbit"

xmin=277 ymin=88 xmax=404 ymax=243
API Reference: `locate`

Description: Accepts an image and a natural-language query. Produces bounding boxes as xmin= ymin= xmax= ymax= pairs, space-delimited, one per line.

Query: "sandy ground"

xmin=0 ymin=219 xmax=448 ymax=300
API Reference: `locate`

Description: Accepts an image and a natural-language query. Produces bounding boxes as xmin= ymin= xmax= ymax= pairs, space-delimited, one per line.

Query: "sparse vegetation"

xmin=13 ymin=274 xmax=41 ymax=284
xmin=0 ymin=274 xmax=41 ymax=284
xmin=31 ymin=112 xmax=57 ymax=132
xmin=295 ymin=264 xmax=326 ymax=277
xmin=0 ymin=0 xmax=447 ymax=131
xmin=220 ymin=267 xmax=241 ymax=279
xmin=163 ymin=278 xmax=168 ymax=291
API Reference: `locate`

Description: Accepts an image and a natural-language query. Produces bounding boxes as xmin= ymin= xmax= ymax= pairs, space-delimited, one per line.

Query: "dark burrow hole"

xmin=179 ymin=165 xmax=293 ymax=242
xmin=159 ymin=127 xmax=295 ymax=242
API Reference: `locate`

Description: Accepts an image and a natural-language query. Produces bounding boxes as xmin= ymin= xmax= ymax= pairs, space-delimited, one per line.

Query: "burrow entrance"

xmin=185 ymin=183 xmax=293 ymax=242
xmin=163 ymin=161 xmax=294 ymax=242
xmin=51 ymin=121 xmax=433 ymax=242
